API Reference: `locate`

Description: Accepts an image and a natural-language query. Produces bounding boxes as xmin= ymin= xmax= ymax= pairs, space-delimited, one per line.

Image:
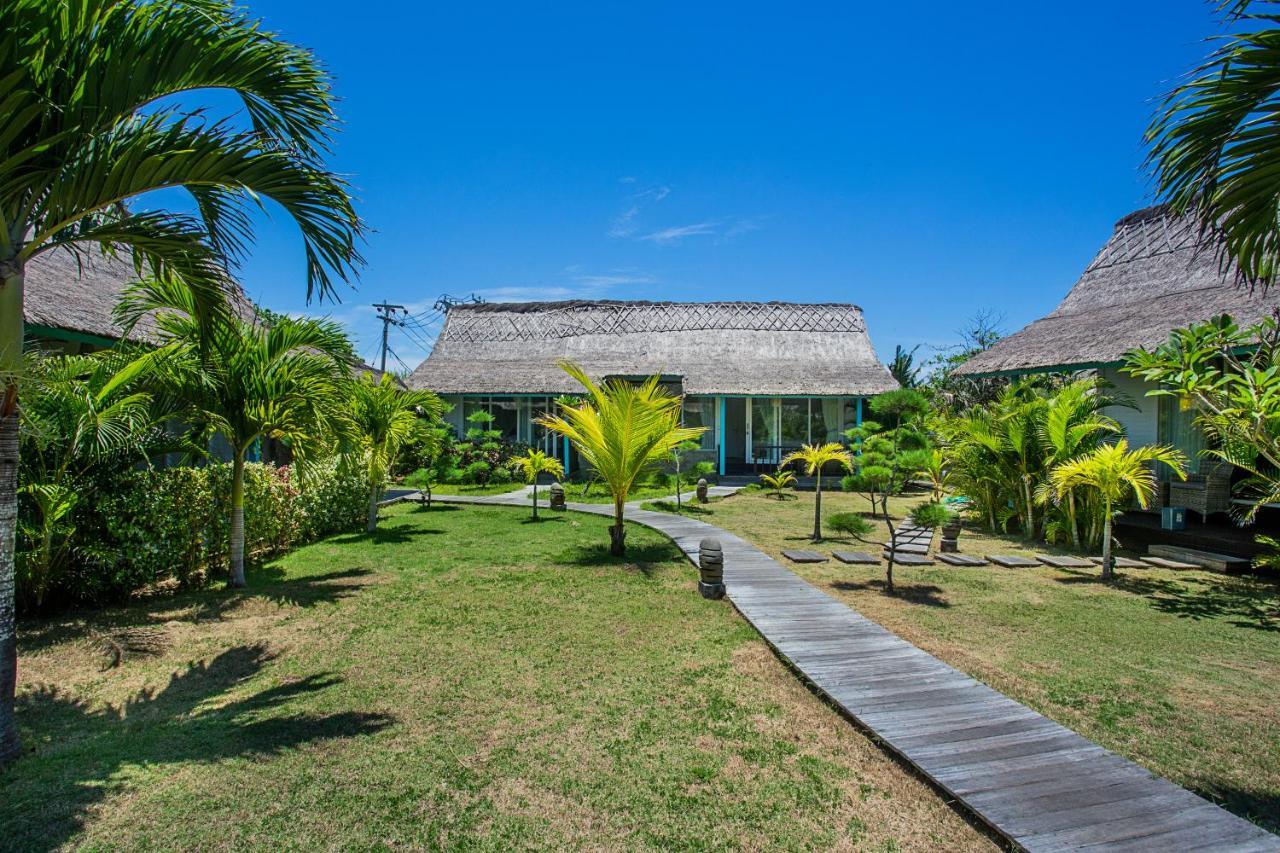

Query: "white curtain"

xmin=822 ymin=398 xmax=843 ymax=443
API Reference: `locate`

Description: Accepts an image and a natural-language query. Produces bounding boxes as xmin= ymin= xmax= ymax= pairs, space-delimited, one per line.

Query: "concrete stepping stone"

xmin=1141 ymin=556 xmax=1200 ymax=570
xmin=782 ymin=549 xmax=828 ymax=564
xmin=1037 ymin=556 xmax=1095 ymax=569
xmin=938 ymin=553 xmax=988 ymax=567
xmin=833 ymin=551 xmax=880 ymax=565
xmin=1089 ymin=556 xmax=1147 ymax=569
xmin=887 ymin=553 xmax=934 ymax=566
xmin=884 ymin=544 xmax=929 ymax=556
xmin=989 ymin=555 xmax=1039 ymax=568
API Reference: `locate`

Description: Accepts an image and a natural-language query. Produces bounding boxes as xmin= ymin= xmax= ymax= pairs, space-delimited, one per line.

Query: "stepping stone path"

xmin=1037 ymin=556 xmax=1095 ymax=569
xmin=887 ymin=553 xmax=934 ymax=566
xmin=989 ymin=555 xmax=1040 ymax=568
xmin=938 ymin=553 xmax=988 ymax=567
xmin=1090 ymin=556 xmax=1147 ymax=569
xmin=432 ymin=489 xmax=1280 ymax=853
xmin=782 ymin=549 xmax=828 ymax=564
xmin=833 ymin=551 xmax=880 ymax=565
xmin=1142 ymin=556 xmax=1200 ymax=570
xmin=885 ymin=543 xmax=929 ymax=555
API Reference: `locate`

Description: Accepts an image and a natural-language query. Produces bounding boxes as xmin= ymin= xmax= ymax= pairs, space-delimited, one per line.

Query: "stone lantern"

xmin=696 ymin=478 xmax=709 ymax=503
xmin=549 ymin=481 xmax=566 ymax=511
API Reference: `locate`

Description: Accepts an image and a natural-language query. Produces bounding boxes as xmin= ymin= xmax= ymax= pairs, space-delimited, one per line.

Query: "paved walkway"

xmin=428 ymin=490 xmax=1278 ymax=852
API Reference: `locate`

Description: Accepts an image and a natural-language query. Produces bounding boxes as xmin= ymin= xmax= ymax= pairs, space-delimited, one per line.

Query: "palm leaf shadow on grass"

xmin=17 ymin=568 xmax=379 ymax=654
xmin=6 ymin=642 xmax=394 ymax=850
xmin=832 ymin=579 xmax=951 ymax=608
xmin=560 ymin=541 xmax=685 ymax=578
xmin=1054 ymin=568 xmax=1280 ymax=632
xmin=329 ymin=525 xmax=445 ymax=546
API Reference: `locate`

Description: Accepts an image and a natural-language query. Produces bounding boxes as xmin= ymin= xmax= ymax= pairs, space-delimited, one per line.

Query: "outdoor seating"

xmin=1167 ymin=461 xmax=1233 ymax=520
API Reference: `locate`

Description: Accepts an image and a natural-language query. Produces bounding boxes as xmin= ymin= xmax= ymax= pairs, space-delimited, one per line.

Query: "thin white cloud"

xmin=608 ymin=182 xmax=672 ymax=238
xmin=638 ymin=221 xmax=720 ymax=245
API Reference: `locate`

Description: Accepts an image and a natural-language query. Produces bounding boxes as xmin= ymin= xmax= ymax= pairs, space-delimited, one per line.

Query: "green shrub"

xmin=827 ymin=512 xmax=874 ymax=538
xmin=55 ymin=459 xmax=367 ymax=608
xmin=909 ymin=501 xmax=954 ymax=529
xmin=463 ymin=460 xmax=492 ymax=484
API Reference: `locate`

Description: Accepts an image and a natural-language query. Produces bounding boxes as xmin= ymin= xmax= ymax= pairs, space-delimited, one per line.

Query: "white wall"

xmin=1099 ymin=366 xmax=1158 ymax=447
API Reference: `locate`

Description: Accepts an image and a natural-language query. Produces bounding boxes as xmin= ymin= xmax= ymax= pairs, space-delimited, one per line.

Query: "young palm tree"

xmin=0 ymin=0 xmax=361 ymax=765
xmin=349 ymin=373 xmax=445 ymax=533
xmin=514 ymin=450 xmax=565 ymax=521
xmin=1037 ymin=380 xmax=1121 ymax=548
xmin=1050 ymin=441 xmax=1188 ymax=580
xmin=117 ymin=277 xmax=352 ymax=588
xmin=537 ymin=363 xmax=703 ymax=555
xmin=780 ymin=443 xmax=854 ymax=542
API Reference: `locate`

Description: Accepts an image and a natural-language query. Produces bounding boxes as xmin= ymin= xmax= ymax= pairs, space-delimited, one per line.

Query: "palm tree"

xmin=0 ymin=0 xmax=361 ymax=766
xmin=1050 ymin=441 xmax=1188 ymax=580
xmin=780 ymin=443 xmax=854 ymax=543
xmin=1036 ymin=380 xmax=1121 ymax=548
xmin=117 ymin=277 xmax=352 ymax=588
xmin=537 ymin=363 xmax=703 ymax=556
xmin=1147 ymin=0 xmax=1280 ymax=288
xmin=514 ymin=450 xmax=564 ymax=521
xmin=349 ymin=373 xmax=445 ymax=533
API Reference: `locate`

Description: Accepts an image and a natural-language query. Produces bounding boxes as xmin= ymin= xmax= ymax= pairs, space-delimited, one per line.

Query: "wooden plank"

xmin=937 ymin=553 xmax=988 ymax=566
xmin=989 ymin=554 xmax=1040 ymax=568
xmin=1037 ymin=555 xmax=1095 ymax=568
xmin=1148 ymin=543 xmax=1250 ymax=571
xmin=781 ymin=549 xmax=828 ymax=563
xmin=1141 ymin=555 xmax=1201 ymax=569
xmin=832 ymin=550 xmax=879 ymax=564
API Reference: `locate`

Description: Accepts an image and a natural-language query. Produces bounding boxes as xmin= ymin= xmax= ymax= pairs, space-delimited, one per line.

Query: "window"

xmin=682 ymin=396 xmax=718 ymax=450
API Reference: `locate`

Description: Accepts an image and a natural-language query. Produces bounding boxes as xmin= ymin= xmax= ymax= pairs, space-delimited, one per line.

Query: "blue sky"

xmin=222 ymin=2 xmax=1227 ymax=372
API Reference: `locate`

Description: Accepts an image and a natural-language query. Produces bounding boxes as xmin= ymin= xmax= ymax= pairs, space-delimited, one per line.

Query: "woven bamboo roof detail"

xmin=409 ymin=300 xmax=897 ymax=396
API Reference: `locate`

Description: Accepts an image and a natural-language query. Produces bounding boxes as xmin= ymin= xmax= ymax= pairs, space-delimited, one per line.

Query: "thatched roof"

xmin=408 ymin=300 xmax=899 ymax=396
xmin=24 ymin=248 xmax=256 ymax=344
xmin=956 ymin=205 xmax=1280 ymax=376
xmin=24 ymin=249 xmax=157 ymax=342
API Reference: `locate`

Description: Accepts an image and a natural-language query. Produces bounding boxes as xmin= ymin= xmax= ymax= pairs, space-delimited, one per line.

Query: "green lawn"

xmin=651 ymin=488 xmax=1280 ymax=832
xmin=6 ymin=502 xmax=991 ymax=850
xmin=410 ymin=481 xmax=527 ymax=496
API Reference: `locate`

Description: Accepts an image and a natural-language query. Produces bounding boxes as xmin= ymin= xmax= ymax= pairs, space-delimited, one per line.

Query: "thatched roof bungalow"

xmin=408 ymin=299 xmax=898 ymax=475
xmin=956 ymin=205 xmax=1280 ymax=473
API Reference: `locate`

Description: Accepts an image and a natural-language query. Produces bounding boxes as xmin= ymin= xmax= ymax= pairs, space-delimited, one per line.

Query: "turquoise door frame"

xmin=717 ymin=396 xmax=727 ymax=476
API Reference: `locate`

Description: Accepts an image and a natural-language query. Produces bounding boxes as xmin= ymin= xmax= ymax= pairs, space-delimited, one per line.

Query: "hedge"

xmin=61 ymin=459 xmax=368 ymax=605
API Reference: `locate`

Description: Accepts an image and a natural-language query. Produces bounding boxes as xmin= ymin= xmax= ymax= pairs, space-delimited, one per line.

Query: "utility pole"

xmin=373 ymin=302 xmax=405 ymax=373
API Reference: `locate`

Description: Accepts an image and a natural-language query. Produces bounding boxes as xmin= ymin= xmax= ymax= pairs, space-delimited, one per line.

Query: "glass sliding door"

xmin=780 ymin=400 xmax=807 ymax=450
xmin=748 ymin=398 xmax=779 ymax=465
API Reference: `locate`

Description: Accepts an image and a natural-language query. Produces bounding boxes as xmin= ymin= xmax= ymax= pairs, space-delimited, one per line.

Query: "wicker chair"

xmin=1167 ymin=461 xmax=1234 ymax=520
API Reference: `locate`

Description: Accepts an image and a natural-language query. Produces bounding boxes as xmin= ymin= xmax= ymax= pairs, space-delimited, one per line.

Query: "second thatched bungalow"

xmin=407 ymin=300 xmax=899 ymax=477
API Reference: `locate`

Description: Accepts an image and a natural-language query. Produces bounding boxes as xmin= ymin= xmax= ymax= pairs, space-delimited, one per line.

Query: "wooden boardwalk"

xmin=432 ymin=491 xmax=1279 ymax=851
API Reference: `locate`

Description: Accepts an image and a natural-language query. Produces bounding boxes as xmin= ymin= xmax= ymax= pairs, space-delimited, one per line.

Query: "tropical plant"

xmin=537 ymin=363 xmax=704 ymax=555
xmin=887 ymin=344 xmax=921 ymax=388
xmin=780 ymin=443 xmax=854 ymax=542
xmin=827 ymin=512 xmax=874 ymax=539
xmin=667 ymin=439 xmax=700 ymax=509
xmin=1146 ymin=0 xmax=1280 ymax=288
xmin=909 ymin=501 xmax=954 ymax=529
xmin=921 ymin=448 xmax=950 ymax=502
xmin=1034 ymin=380 xmax=1122 ymax=548
xmin=759 ymin=468 xmax=797 ymax=500
xmin=0 ymin=0 xmax=362 ymax=766
xmin=1050 ymin=441 xmax=1188 ymax=580
xmin=1125 ymin=313 xmax=1280 ymax=521
xmin=16 ymin=350 xmax=187 ymax=609
xmin=116 ymin=277 xmax=354 ymax=588
xmin=514 ymin=450 xmax=564 ymax=521
xmin=348 ymin=372 xmax=445 ymax=532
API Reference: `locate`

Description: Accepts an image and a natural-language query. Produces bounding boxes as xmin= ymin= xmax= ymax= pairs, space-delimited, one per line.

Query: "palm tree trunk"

xmin=1023 ymin=475 xmax=1035 ymax=541
xmin=811 ymin=471 xmax=823 ymax=542
xmin=1100 ymin=499 xmax=1113 ymax=581
xmin=1067 ymin=488 xmax=1081 ymax=550
xmin=532 ymin=481 xmax=539 ymax=521
xmin=610 ymin=497 xmax=626 ymax=556
xmin=229 ymin=450 xmax=247 ymax=588
xmin=0 ymin=262 xmax=24 ymax=765
xmin=366 ymin=477 xmax=379 ymax=533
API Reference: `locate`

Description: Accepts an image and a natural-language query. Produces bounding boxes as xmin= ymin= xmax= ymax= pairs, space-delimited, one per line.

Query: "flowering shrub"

xmin=39 ymin=459 xmax=368 ymax=609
